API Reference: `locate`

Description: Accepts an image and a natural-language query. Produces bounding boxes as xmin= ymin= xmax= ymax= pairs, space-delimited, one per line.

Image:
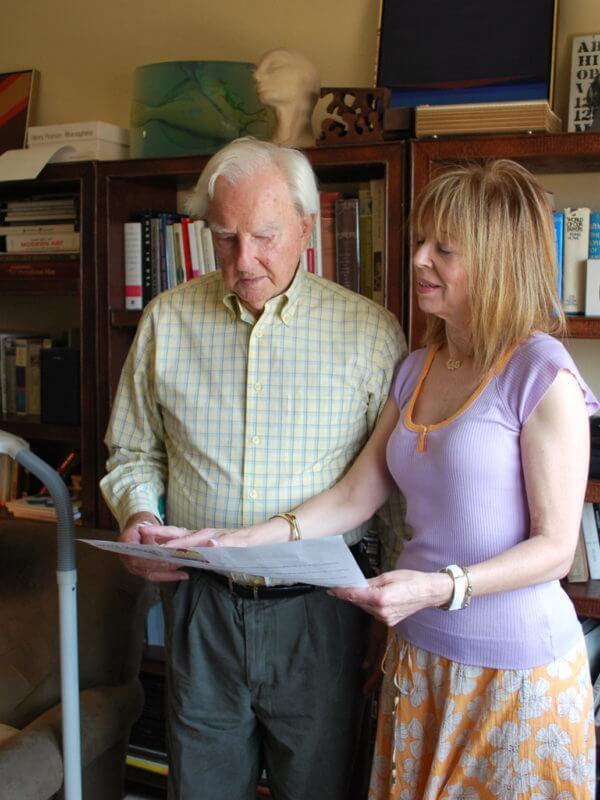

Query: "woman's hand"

xmin=330 ymin=569 xmax=453 ymax=626
xmin=139 ymin=524 xmax=258 ymax=549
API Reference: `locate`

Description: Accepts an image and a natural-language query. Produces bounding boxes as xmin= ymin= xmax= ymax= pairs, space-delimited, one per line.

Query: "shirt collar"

xmin=221 ymin=265 xmax=306 ymax=325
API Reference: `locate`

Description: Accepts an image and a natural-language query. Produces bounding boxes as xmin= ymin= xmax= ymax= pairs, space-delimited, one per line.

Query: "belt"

xmin=205 ymin=570 xmax=316 ymax=600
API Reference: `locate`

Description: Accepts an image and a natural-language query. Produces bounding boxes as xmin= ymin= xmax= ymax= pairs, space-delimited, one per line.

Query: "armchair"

xmin=0 ymin=520 xmax=151 ymax=800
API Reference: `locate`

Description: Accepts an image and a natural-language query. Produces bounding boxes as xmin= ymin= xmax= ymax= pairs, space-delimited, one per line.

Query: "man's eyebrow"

xmin=209 ymin=223 xmax=280 ymax=236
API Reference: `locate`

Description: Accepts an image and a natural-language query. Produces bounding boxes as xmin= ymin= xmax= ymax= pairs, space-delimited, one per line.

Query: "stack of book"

xmin=0 ymin=194 xmax=79 ymax=255
xmin=124 ymin=179 xmax=388 ymax=310
xmin=553 ymin=208 xmax=600 ymax=317
xmin=4 ymin=494 xmax=81 ymax=522
xmin=0 ymin=331 xmax=53 ymax=416
xmin=124 ymin=212 xmax=218 ymax=310
xmin=415 ymin=100 xmax=562 ymax=138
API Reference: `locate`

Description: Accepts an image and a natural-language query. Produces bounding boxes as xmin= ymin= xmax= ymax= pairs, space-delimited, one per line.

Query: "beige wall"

xmin=1 ymin=0 xmax=598 ymax=129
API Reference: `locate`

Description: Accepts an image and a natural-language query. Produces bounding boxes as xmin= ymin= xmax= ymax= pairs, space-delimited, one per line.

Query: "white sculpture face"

xmin=254 ymin=49 xmax=317 ymax=107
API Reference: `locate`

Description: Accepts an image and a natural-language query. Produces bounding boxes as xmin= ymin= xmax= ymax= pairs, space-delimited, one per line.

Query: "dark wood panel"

xmin=586 ymin=481 xmax=600 ymax=504
xmin=0 ymin=414 xmax=80 ymax=443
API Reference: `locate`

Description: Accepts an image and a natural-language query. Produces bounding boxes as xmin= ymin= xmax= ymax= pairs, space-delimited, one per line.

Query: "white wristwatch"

xmin=438 ymin=564 xmax=472 ymax=611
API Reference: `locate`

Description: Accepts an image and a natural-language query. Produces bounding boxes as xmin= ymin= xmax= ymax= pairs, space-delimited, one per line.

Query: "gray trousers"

xmin=161 ymin=571 xmax=369 ymax=800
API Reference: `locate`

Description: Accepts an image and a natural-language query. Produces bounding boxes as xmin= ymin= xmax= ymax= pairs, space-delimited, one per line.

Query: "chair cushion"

xmin=0 ymin=724 xmax=17 ymax=745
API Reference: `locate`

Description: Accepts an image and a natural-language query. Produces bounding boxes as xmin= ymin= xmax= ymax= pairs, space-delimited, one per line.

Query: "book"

xmin=0 ymin=259 xmax=79 ymax=279
xmin=200 ymin=226 xmax=217 ymax=272
xmin=567 ymin=34 xmax=600 ymax=133
xmin=415 ymin=100 xmax=561 ymax=138
xmin=14 ymin=336 xmax=28 ymax=414
xmin=179 ymin=218 xmax=195 ymax=280
xmin=140 ymin=212 xmax=153 ymax=306
xmin=150 ymin=217 xmax=162 ymax=297
xmin=589 ymin=212 xmax=600 ymax=259
xmin=0 ymin=223 xmax=76 ymax=236
xmin=186 ymin=219 xmax=201 ymax=278
xmin=582 ymin=502 xmax=600 ymax=580
xmin=26 ymin=337 xmax=52 ymax=415
xmin=563 ymin=208 xmax=590 ymax=314
xmin=358 ymin=183 xmax=374 ymax=299
xmin=191 ymin=220 xmax=206 ymax=276
xmin=172 ymin=223 xmax=187 ymax=285
xmin=586 ymin=259 xmax=600 ymax=317
xmin=123 ymin=222 xmax=143 ymax=310
xmin=553 ymin=212 xmax=564 ymax=302
xmin=334 ymin=197 xmax=360 ymax=293
xmin=5 ymin=494 xmax=81 ymax=521
xmin=319 ymin=191 xmax=342 ymax=283
xmin=4 ymin=232 xmax=80 ymax=253
xmin=370 ymin=178 xmax=386 ymax=306
xmin=567 ymin=525 xmax=590 ymax=583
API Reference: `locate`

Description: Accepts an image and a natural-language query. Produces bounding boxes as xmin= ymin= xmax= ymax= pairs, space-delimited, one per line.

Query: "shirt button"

xmin=252 ymin=435 xmax=260 ymax=445
xmin=255 ymin=329 xmax=264 ymax=339
xmin=254 ymin=382 xmax=262 ymax=393
xmin=313 ymin=463 xmax=322 ymax=472
xmin=248 ymin=489 xmax=257 ymax=500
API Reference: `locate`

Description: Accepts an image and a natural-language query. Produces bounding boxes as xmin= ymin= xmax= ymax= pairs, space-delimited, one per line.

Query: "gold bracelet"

xmin=270 ymin=512 xmax=301 ymax=541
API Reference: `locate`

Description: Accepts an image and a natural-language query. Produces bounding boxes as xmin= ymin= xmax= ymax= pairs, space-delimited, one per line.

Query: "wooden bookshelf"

xmin=94 ymin=142 xmax=408 ymax=529
xmin=0 ymin=162 xmax=97 ymax=526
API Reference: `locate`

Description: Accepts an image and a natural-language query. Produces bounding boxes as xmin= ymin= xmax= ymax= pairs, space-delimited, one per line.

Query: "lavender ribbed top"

xmin=387 ymin=333 xmax=600 ymax=669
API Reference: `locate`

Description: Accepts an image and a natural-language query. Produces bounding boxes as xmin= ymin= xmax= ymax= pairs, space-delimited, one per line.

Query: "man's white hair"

xmin=186 ymin=137 xmax=319 ymax=219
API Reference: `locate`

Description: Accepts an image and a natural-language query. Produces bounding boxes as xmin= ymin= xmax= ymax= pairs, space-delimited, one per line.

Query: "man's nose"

xmin=236 ymin=236 xmax=258 ymax=269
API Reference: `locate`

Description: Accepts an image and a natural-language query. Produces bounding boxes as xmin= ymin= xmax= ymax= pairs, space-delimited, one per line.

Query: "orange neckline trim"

xmin=404 ymin=344 xmax=514 ymax=453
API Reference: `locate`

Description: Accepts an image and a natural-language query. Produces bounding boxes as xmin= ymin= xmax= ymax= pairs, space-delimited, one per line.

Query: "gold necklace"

xmin=446 ymin=358 xmax=462 ymax=370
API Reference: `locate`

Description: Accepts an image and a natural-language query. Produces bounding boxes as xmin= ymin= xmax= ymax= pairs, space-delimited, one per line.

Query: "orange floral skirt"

xmin=369 ymin=635 xmax=596 ymax=800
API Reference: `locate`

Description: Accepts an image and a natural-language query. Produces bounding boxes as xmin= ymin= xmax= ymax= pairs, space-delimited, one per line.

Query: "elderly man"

xmin=101 ymin=137 xmax=406 ymax=800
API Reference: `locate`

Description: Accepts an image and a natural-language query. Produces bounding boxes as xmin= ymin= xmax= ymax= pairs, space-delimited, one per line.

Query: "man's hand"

xmin=119 ymin=513 xmax=189 ymax=582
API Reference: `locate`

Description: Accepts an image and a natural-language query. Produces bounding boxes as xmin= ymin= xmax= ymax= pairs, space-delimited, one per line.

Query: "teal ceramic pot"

xmin=130 ymin=61 xmax=275 ymax=158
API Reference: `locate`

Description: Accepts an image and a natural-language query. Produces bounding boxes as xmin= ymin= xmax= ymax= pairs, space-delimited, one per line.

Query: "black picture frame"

xmin=376 ymin=0 xmax=558 ymax=108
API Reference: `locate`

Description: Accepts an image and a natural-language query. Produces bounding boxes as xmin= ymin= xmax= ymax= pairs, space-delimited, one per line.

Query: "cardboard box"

xmin=27 ymin=120 xmax=130 ymax=161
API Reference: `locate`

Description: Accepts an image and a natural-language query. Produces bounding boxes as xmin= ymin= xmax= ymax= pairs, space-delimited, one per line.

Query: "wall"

xmin=0 ymin=0 xmax=598 ymax=129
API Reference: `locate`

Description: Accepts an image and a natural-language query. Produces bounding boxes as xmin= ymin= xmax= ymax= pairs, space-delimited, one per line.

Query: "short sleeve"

xmin=497 ymin=334 xmax=600 ymax=425
xmin=390 ymin=348 xmax=429 ymax=409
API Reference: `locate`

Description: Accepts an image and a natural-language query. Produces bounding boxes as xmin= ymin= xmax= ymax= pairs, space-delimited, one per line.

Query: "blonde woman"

xmin=145 ymin=160 xmax=598 ymax=799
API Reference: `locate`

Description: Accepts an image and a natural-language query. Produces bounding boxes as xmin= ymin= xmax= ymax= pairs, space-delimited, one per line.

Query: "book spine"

xmin=563 ymin=208 xmax=590 ymax=314
xmin=589 ymin=211 xmax=600 ymax=259
xmin=26 ymin=339 xmax=51 ymax=416
xmin=157 ymin=214 xmax=169 ymax=291
xmin=150 ymin=217 xmax=162 ymax=298
xmin=5 ymin=233 xmax=80 ymax=253
xmin=358 ymin=184 xmax=374 ymax=299
xmin=123 ymin=222 xmax=143 ymax=310
xmin=186 ymin=220 xmax=201 ymax=278
xmin=319 ymin=191 xmax=342 ymax=283
xmin=3 ymin=336 xmax=17 ymax=414
xmin=582 ymin=502 xmax=600 ymax=579
xmin=192 ymin=221 xmax=206 ymax=276
xmin=0 ymin=260 xmax=79 ymax=278
xmin=586 ymin=258 xmax=600 ymax=316
xmin=335 ymin=197 xmax=360 ymax=293
xmin=553 ymin=212 xmax=564 ymax=301
xmin=370 ymin=179 xmax=386 ymax=305
xmin=200 ymin=227 xmax=216 ymax=272
xmin=0 ymin=223 xmax=75 ymax=236
xmin=567 ymin=526 xmax=590 ymax=583
xmin=180 ymin=218 xmax=195 ymax=280
xmin=14 ymin=338 xmax=28 ymax=414
xmin=141 ymin=213 xmax=153 ymax=306
xmin=172 ymin=223 xmax=187 ymax=285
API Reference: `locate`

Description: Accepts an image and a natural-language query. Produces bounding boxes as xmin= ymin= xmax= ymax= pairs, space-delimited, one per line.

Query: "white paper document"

xmin=0 ymin=144 xmax=77 ymax=181
xmin=79 ymin=535 xmax=368 ymax=588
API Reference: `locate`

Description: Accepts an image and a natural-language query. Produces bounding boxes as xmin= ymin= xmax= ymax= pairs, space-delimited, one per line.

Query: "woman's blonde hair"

xmin=411 ymin=159 xmax=565 ymax=374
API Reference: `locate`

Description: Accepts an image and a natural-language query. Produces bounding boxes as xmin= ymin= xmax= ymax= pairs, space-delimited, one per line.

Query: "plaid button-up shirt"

xmin=101 ymin=267 xmax=407 ymax=577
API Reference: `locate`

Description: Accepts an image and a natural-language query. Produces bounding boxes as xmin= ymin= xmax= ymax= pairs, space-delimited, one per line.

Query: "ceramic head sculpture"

xmin=254 ymin=49 xmax=320 ymax=148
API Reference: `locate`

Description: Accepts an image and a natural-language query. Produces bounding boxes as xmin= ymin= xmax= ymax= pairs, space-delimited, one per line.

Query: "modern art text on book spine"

xmin=563 ymin=208 xmax=590 ymax=314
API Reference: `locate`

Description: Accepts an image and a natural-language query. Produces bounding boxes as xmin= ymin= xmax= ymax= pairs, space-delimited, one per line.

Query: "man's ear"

xmin=300 ymin=213 xmax=316 ymax=248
